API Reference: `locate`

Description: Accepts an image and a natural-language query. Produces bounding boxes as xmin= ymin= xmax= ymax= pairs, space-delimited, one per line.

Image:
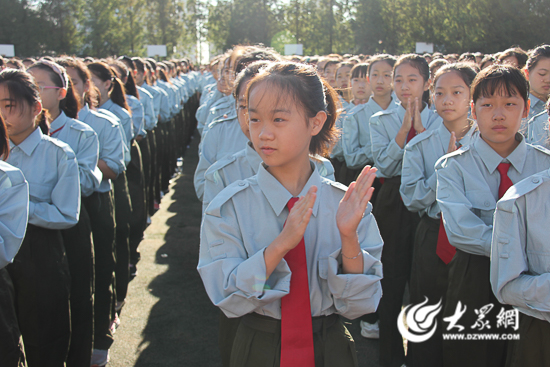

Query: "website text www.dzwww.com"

xmin=442 ymin=333 xmax=520 ymax=341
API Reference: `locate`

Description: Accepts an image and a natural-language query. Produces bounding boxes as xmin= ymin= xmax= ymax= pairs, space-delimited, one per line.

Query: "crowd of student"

xmin=194 ymin=45 xmax=550 ymax=367
xmin=0 ymin=55 xmax=203 ymax=367
xmin=1 ymin=42 xmax=550 ymax=367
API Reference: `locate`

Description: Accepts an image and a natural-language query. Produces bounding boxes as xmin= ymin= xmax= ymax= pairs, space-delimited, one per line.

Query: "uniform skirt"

xmin=0 ymin=267 xmax=25 ymax=367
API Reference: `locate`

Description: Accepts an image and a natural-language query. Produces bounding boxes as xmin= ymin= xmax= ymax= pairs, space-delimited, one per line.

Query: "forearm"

xmin=340 ymin=232 xmax=364 ymax=274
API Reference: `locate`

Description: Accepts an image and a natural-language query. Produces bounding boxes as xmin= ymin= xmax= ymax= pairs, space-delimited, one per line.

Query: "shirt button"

xmin=238 ymin=182 xmax=246 ymax=186
xmin=532 ymin=177 xmax=540 ymax=184
xmin=484 ymin=201 xmax=491 ymax=207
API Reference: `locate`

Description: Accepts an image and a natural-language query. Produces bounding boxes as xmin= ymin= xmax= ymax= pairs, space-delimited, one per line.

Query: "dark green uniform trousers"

xmin=127 ymin=141 xmax=146 ymax=267
xmin=407 ymin=215 xmax=449 ymax=367
xmin=442 ymin=250 xmax=510 ymax=367
xmin=8 ymin=225 xmax=71 ymax=367
xmin=62 ymin=205 xmax=94 ymax=367
xmin=83 ymin=190 xmax=115 ymax=351
xmin=147 ymin=128 xmax=157 ymax=215
xmin=373 ymin=176 xmax=419 ymax=367
xmin=0 ymin=268 xmax=25 ymax=367
xmin=113 ymin=172 xmax=132 ymax=305
xmin=506 ymin=314 xmax=550 ymax=367
xmin=229 ymin=313 xmax=358 ymax=367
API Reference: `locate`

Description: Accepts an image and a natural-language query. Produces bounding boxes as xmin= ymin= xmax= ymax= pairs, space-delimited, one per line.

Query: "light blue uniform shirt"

xmin=491 ymin=168 xmax=550 ymax=322
xmin=7 ymin=128 xmax=80 ymax=229
xmin=330 ymin=96 xmax=352 ymax=161
xmin=522 ymin=93 xmax=547 ymax=132
xmin=527 ymin=110 xmax=549 ymax=149
xmin=370 ymin=102 xmax=442 ymax=178
xmin=50 ymin=111 xmax=102 ymax=197
xmin=157 ymin=80 xmax=179 ymax=117
xmin=148 ymin=83 xmax=171 ymax=123
xmin=202 ymin=94 xmax=235 ymax=138
xmin=202 ymin=141 xmax=335 ymax=212
xmin=198 ymin=163 xmax=383 ymax=320
xmin=0 ymin=161 xmax=28 ymax=269
xmin=79 ymin=104 xmax=126 ymax=193
xmin=342 ymin=96 xmax=398 ymax=169
xmin=194 ymin=111 xmax=248 ymax=201
xmin=98 ymin=104 xmax=131 ymax=167
xmin=140 ymin=83 xmax=161 ymax=121
xmin=126 ymin=94 xmax=146 ymax=137
xmin=196 ymin=89 xmax=224 ymax=135
xmin=137 ymin=86 xmax=157 ymax=131
xmin=400 ymin=121 xmax=478 ymax=219
xmin=435 ymin=134 xmax=550 ymax=257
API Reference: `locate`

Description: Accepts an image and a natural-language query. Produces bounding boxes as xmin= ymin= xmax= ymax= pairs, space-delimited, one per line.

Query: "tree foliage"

xmin=1 ymin=0 xmax=550 ymax=58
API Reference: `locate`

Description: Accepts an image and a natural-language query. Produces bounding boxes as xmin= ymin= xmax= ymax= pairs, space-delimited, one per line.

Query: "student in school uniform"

xmin=343 ymin=56 xmax=398 ymax=186
xmin=88 ymin=61 xmax=133 ymax=321
xmin=435 ymin=64 xmax=550 ymax=367
xmin=196 ymin=56 xmax=226 ymax=135
xmin=110 ymin=59 xmax=148 ymax=279
xmin=491 ymin=168 xmax=550 ymax=367
xmin=524 ymin=45 xmax=550 ymax=127
xmin=498 ymin=47 xmax=529 ymax=69
xmin=0 ymin=68 xmax=80 ymax=367
xmin=400 ymin=63 xmax=478 ymax=367
xmin=527 ymin=102 xmax=550 ymax=149
xmin=198 ymin=61 xmax=383 ymax=367
xmin=59 ymin=57 xmax=126 ymax=367
xmin=28 ymin=59 xmax=101 ymax=367
xmin=0 ymin=113 xmax=29 ymax=367
xmin=202 ymin=60 xmax=334 ymax=367
xmin=369 ymin=54 xmax=442 ymax=367
xmin=194 ymin=48 xmax=280 ymax=202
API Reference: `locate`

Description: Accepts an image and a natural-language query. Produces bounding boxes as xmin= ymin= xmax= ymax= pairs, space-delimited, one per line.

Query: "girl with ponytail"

xmin=198 ymin=61 xmax=383 ymax=366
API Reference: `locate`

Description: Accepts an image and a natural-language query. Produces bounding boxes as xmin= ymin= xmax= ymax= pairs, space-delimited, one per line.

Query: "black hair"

xmin=57 ymin=57 xmax=99 ymax=109
xmin=233 ymin=61 xmax=272 ymax=100
xmin=87 ymin=62 xmax=131 ymax=113
xmin=109 ymin=59 xmax=139 ymax=99
xmin=498 ymin=47 xmax=529 ymax=69
xmin=0 ymin=68 xmax=48 ymax=134
xmin=527 ymin=45 xmax=550 ymax=71
xmin=246 ymin=62 xmax=340 ymax=156
xmin=350 ymin=63 xmax=369 ymax=79
xmin=27 ymin=61 xmax=81 ymax=119
xmin=0 ymin=113 xmax=9 ymax=159
xmin=433 ymin=62 xmax=478 ymax=92
xmin=394 ymin=54 xmax=431 ymax=106
xmin=471 ymin=64 xmax=529 ymax=104
xmin=367 ymin=54 xmax=397 ymax=77
xmin=234 ymin=47 xmax=280 ymax=75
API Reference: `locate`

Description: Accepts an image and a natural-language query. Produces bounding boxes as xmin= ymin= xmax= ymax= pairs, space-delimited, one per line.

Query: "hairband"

xmin=36 ymin=59 xmax=69 ymax=89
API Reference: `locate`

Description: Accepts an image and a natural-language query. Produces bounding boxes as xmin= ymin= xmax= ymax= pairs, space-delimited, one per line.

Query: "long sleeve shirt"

xmin=198 ymin=163 xmax=383 ymax=320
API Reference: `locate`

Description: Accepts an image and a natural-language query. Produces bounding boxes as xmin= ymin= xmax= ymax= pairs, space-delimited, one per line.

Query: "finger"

xmin=356 ymin=166 xmax=376 ymax=192
xmin=342 ymin=181 xmax=356 ymax=202
xmin=359 ymin=187 xmax=375 ymax=209
xmin=356 ymin=170 xmax=377 ymax=199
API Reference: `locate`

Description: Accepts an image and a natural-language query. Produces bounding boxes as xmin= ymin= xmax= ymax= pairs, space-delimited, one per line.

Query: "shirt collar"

xmin=529 ymin=93 xmax=543 ymax=109
xmin=245 ymin=142 xmax=262 ymax=174
xmin=100 ymin=99 xmax=114 ymax=110
xmin=256 ymin=162 xmax=321 ymax=217
xmin=10 ymin=127 xmax=42 ymax=156
xmin=50 ymin=110 xmax=69 ymax=132
xmin=474 ymin=133 xmax=527 ymax=174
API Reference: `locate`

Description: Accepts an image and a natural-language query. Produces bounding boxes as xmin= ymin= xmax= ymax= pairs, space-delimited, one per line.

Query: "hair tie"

xmin=36 ymin=59 xmax=69 ymax=89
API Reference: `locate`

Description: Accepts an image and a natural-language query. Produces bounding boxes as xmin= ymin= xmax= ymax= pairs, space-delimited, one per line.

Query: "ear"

xmin=470 ymin=101 xmax=477 ymax=120
xmin=33 ymin=100 xmax=43 ymax=118
xmin=57 ymin=88 xmax=67 ymax=101
xmin=524 ymin=69 xmax=530 ymax=81
xmin=309 ymin=111 xmax=327 ymax=136
xmin=522 ymin=99 xmax=531 ymax=119
xmin=104 ymin=79 xmax=112 ymax=91
xmin=83 ymin=79 xmax=90 ymax=94
xmin=423 ymin=78 xmax=431 ymax=92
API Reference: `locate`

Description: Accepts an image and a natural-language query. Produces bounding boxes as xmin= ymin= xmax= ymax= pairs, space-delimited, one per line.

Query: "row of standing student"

xmin=195 ymin=45 xmax=550 ymax=367
xmin=0 ymin=55 xmax=204 ymax=367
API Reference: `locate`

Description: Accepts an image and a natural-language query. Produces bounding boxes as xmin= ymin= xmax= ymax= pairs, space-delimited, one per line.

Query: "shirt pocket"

xmin=467 ymin=190 xmax=496 ymax=225
xmin=208 ymin=239 xmax=227 ymax=260
xmin=317 ymin=258 xmax=333 ymax=311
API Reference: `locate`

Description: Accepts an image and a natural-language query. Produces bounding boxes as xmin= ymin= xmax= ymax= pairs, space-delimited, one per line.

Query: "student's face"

xmin=433 ymin=71 xmax=470 ymax=124
xmin=369 ymin=61 xmax=393 ymax=98
xmin=28 ymin=67 xmax=66 ymax=112
xmin=393 ymin=63 xmax=429 ymax=106
xmin=248 ymin=82 xmax=324 ymax=171
xmin=0 ymin=84 xmax=41 ymax=145
xmin=219 ymin=58 xmax=234 ymax=95
xmin=527 ymin=58 xmax=550 ymax=99
xmin=317 ymin=61 xmax=327 ymax=75
xmin=336 ymin=66 xmax=352 ymax=89
xmin=66 ymin=67 xmax=89 ymax=106
xmin=472 ymin=88 xmax=529 ymax=154
xmin=324 ymin=64 xmax=338 ymax=88
xmin=134 ymin=69 xmax=145 ymax=86
xmin=91 ymin=74 xmax=109 ymax=101
xmin=351 ymin=74 xmax=370 ymax=101
xmin=502 ymin=56 xmax=519 ymax=68
xmin=236 ymin=79 xmax=251 ymax=140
